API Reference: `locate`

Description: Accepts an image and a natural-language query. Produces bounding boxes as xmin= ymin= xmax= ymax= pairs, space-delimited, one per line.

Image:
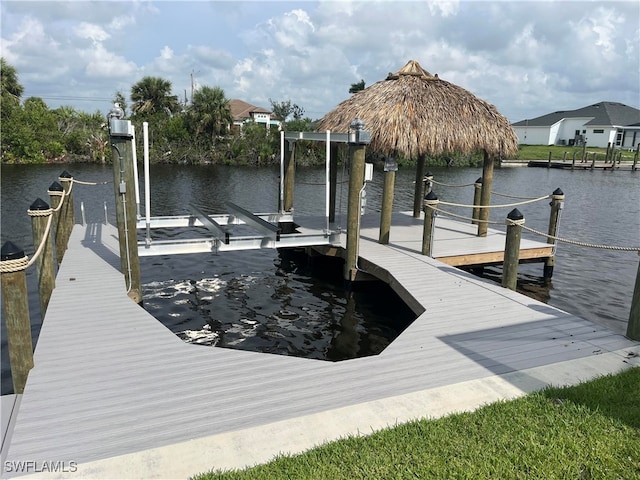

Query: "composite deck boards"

xmin=2 ymin=216 xmax=637 ymax=474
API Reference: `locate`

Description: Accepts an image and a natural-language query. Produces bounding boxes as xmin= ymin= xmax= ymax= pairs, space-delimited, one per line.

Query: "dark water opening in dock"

xmin=142 ymin=247 xmax=417 ymax=361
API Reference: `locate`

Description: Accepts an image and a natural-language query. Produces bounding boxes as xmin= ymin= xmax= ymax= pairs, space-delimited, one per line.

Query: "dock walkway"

xmin=2 ymin=218 xmax=638 ymax=479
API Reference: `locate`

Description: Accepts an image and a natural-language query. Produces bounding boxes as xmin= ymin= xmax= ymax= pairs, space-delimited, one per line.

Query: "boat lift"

xmin=135 ymin=128 xmax=353 ymax=256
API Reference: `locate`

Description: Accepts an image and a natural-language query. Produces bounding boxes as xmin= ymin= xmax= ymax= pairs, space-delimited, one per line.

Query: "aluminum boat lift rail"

xmin=136 ymin=202 xmax=341 ymax=256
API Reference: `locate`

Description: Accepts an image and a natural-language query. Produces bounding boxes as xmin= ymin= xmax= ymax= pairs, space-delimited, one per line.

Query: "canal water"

xmin=1 ymin=162 xmax=638 ymax=394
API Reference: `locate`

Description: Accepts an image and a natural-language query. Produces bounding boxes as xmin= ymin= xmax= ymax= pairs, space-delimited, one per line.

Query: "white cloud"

xmin=81 ymin=44 xmax=137 ymax=78
xmin=74 ymin=22 xmax=111 ymax=43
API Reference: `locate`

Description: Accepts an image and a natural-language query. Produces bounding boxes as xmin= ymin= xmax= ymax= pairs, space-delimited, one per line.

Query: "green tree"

xmin=269 ymin=98 xmax=304 ymax=129
xmin=349 ymin=79 xmax=365 ymax=93
xmin=130 ymin=76 xmax=180 ymax=117
xmin=188 ymin=86 xmax=232 ymax=143
xmin=112 ymin=91 xmax=128 ymax=118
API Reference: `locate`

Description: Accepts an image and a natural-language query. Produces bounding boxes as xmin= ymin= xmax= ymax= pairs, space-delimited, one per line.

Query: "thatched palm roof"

xmin=317 ymin=60 xmax=518 ymax=158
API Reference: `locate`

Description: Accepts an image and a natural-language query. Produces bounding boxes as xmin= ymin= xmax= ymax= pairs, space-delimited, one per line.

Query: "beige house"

xmin=229 ymin=99 xmax=280 ymax=132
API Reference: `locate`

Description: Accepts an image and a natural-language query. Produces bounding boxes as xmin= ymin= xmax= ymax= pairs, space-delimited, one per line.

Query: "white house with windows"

xmin=229 ymin=99 xmax=281 ymax=132
xmin=512 ymin=102 xmax=640 ymax=149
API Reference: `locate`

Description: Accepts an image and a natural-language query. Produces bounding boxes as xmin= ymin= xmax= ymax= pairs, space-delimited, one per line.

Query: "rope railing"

xmin=429 ymin=205 xmax=504 ymax=225
xmin=437 ymin=194 xmax=551 ymax=209
xmin=430 ymin=179 xmax=477 ymax=188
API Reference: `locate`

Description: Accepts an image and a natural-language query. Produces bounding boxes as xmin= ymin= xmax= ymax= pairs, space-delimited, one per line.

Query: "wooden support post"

xmin=472 ymin=177 xmax=482 ymax=225
xmin=421 ymin=192 xmax=439 ymax=257
xmin=605 ymin=142 xmax=611 ymax=163
xmin=502 ymin=209 xmax=524 ymax=291
xmin=633 ymin=144 xmax=639 ymax=171
xmin=627 ymin=253 xmax=640 ymax=341
xmin=547 ymin=151 xmax=552 ymax=168
xmin=544 ymin=188 xmax=564 ymax=278
xmin=329 ymin=143 xmax=338 ymax=222
xmin=478 ymin=151 xmax=494 ymax=237
xmin=562 ymin=151 xmax=567 ymax=163
xmin=571 ymin=151 xmax=576 ymax=170
xmin=412 ymin=154 xmax=426 ymax=218
xmin=1 ymin=241 xmax=34 ymax=393
xmin=48 ymin=181 xmax=65 ymax=265
xmin=379 ymin=157 xmax=397 ymax=245
xmin=283 ymin=140 xmax=296 ymax=212
xmin=58 ymin=171 xmax=74 ymax=264
xmin=28 ymin=198 xmax=56 ymax=317
xmin=110 ymin=124 xmax=142 ymax=303
xmin=344 ymin=142 xmax=366 ymax=282
xmin=591 ymin=152 xmax=596 ymax=169
xmin=581 ymin=142 xmax=587 ymax=163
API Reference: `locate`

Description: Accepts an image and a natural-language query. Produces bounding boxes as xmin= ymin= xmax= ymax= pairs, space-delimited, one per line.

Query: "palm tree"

xmin=130 ymin=76 xmax=180 ymax=117
xmin=189 ymin=86 xmax=232 ymax=142
xmin=1 ymin=58 xmax=24 ymax=121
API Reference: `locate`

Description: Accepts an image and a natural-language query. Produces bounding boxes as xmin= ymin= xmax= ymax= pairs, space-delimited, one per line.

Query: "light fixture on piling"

xmin=349 ymin=117 xmax=371 ymax=145
xmin=384 ymin=156 xmax=398 ymax=172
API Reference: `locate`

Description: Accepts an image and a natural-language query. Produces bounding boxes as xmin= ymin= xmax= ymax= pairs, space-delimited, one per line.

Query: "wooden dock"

xmin=2 ymin=217 xmax=638 ymax=479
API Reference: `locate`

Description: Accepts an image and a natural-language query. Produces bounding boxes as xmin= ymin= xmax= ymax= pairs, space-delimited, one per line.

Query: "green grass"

xmin=513 ymin=144 xmax=638 ymax=162
xmin=193 ymin=367 xmax=640 ymax=480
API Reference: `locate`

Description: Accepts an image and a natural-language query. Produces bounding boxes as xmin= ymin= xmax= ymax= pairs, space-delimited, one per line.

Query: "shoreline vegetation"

xmin=192 ymin=367 xmax=640 ymax=480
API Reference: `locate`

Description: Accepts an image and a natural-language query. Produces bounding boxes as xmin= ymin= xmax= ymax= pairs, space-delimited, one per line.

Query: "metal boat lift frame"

xmin=135 ymin=129 xmax=352 ymax=256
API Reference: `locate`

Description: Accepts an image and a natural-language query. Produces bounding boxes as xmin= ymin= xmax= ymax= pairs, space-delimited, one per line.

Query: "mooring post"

xmin=283 ymin=139 xmax=296 ymax=212
xmin=59 ymin=171 xmax=74 ymax=252
xmin=547 ymin=151 xmax=552 ymax=168
xmin=28 ymin=198 xmax=56 ymax=317
xmin=571 ymin=151 xmax=576 ymax=170
xmin=472 ymin=177 xmax=482 ymax=225
xmin=48 ymin=181 xmax=65 ymax=265
xmin=344 ymin=119 xmax=369 ymax=282
xmin=329 ymin=143 xmax=339 ymax=222
xmin=502 ymin=209 xmax=524 ymax=291
xmin=605 ymin=142 xmax=611 ymax=163
xmin=1 ymin=241 xmax=34 ymax=393
xmin=591 ymin=152 xmax=596 ymax=169
xmin=412 ymin=154 xmax=426 ymax=218
xmin=627 ymin=252 xmax=640 ymax=341
xmin=478 ymin=151 xmax=494 ymax=237
xmin=421 ymin=191 xmax=439 ymax=257
xmin=633 ymin=144 xmax=639 ymax=171
xmin=379 ymin=156 xmax=398 ymax=244
xmin=544 ymin=188 xmax=565 ymax=278
xmin=110 ymin=118 xmax=142 ymax=303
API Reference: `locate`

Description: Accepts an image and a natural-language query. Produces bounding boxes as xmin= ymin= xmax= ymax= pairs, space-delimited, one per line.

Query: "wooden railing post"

xmin=627 ymin=253 xmax=640 ymax=341
xmin=478 ymin=151 xmax=494 ymax=237
xmin=633 ymin=144 xmax=639 ymax=171
xmin=329 ymin=143 xmax=339 ymax=222
xmin=412 ymin=154 xmax=426 ymax=218
xmin=422 ymin=191 xmax=439 ymax=257
xmin=502 ymin=209 xmax=524 ymax=291
xmin=48 ymin=181 xmax=65 ymax=265
xmin=58 ymin=171 xmax=74 ymax=260
xmin=472 ymin=177 xmax=482 ymax=225
xmin=547 ymin=151 xmax=552 ymax=168
xmin=28 ymin=198 xmax=56 ymax=317
xmin=1 ymin=241 xmax=34 ymax=393
xmin=544 ymin=188 xmax=565 ymax=278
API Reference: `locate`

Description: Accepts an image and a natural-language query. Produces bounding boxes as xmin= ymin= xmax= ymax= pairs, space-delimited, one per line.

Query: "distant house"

xmin=512 ymin=101 xmax=640 ymax=149
xmin=229 ymin=99 xmax=280 ymax=132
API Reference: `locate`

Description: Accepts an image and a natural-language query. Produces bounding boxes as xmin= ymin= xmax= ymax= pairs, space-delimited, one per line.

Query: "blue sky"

xmin=1 ymin=0 xmax=638 ymax=122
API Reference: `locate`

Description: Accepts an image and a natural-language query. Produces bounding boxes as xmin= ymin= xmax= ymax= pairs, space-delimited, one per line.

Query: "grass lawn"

xmin=513 ymin=144 xmax=638 ymax=162
xmin=193 ymin=367 xmax=640 ymax=480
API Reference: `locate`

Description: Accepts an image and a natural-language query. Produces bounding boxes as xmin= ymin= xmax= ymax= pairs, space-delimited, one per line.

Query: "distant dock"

xmin=2 ymin=215 xmax=638 ymax=479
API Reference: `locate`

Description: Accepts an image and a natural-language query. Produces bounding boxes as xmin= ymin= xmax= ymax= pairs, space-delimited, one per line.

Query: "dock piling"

xmin=58 ymin=171 xmax=74 ymax=261
xmin=478 ymin=151 xmax=494 ymax=237
xmin=110 ymin=120 xmax=142 ymax=303
xmin=1 ymin=241 xmax=34 ymax=393
xmin=283 ymin=140 xmax=296 ymax=212
xmin=422 ymin=191 xmax=439 ymax=257
xmin=28 ymin=198 xmax=56 ymax=317
xmin=544 ymin=188 xmax=564 ymax=278
xmin=379 ymin=156 xmax=397 ymax=244
xmin=48 ymin=181 xmax=65 ymax=265
xmin=502 ymin=209 xmax=524 ymax=290
xmin=472 ymin=177 xmax=482 ymax=225
xmin=412 ymin=154 xmax=426 ymax=218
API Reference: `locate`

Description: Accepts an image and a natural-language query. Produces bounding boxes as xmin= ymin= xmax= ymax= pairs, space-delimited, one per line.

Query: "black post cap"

xmin=553 ymin=187 xmax=564 ymax=196
xmin=507 ymin=208 xmax=524 ymax=221
xmin=424 ymin=171 xmax=433 ymax=178
xmin=30 ymin=198 xmax=50 ymax=210
xmin=475 ymin=177 xmax=483 ymax=184
xmin=48 ymin=181 xmax=64 ymax=192
xmin=424 ymin=191 xmax=438 ymax=201
xmin=1 ymin=241 xmax=24 ymax=261
xmin=59 ymin=171 xmax=72 ymax=178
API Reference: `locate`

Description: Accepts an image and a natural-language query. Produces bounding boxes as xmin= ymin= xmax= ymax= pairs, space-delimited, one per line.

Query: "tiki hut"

xmin=317 ymin=59 xmax=518 ymax=237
